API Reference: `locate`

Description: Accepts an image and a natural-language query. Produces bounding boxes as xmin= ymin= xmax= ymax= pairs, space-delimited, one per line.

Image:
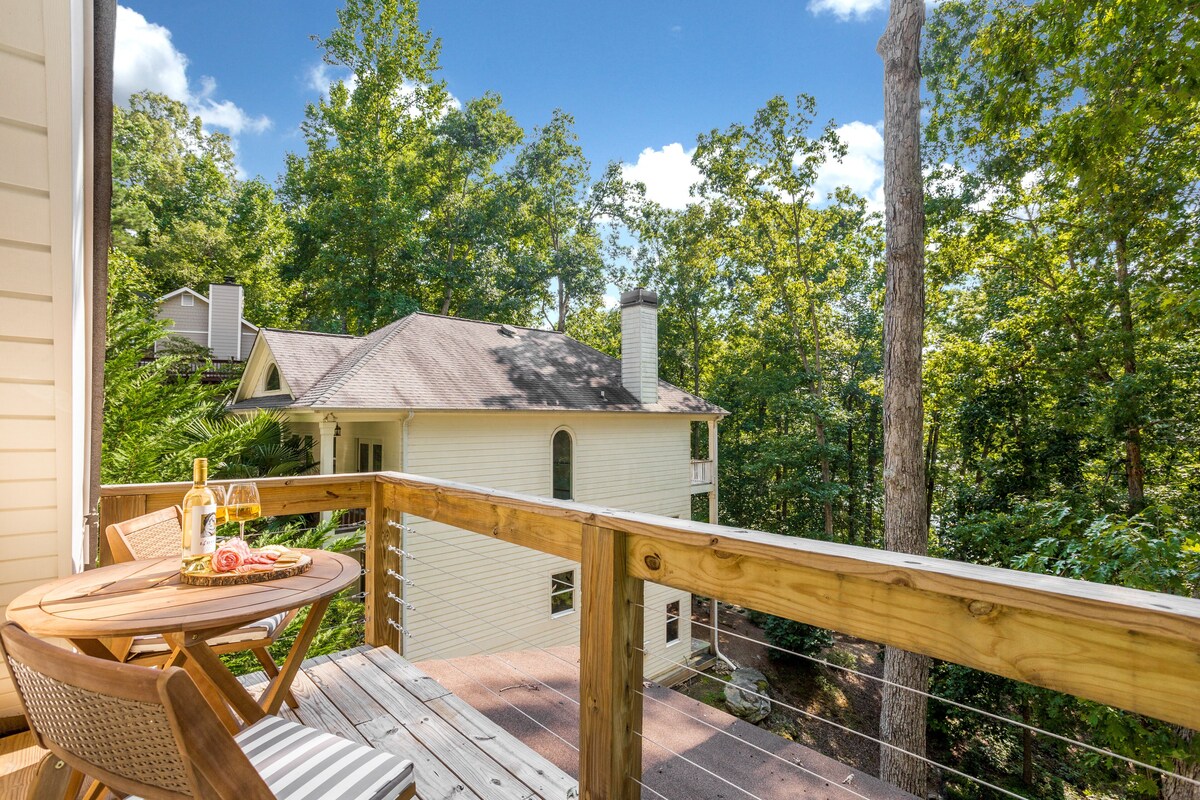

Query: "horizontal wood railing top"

xmin=100 ymin=470 xmax=1200 ymax=730
xmin=100 ymin=473 xmax=374 ymax=517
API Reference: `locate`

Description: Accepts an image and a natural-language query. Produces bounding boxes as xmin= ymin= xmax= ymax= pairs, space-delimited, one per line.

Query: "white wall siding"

xmin=0 ymin=0 xmax=92 ymax=725
xmin=398 ymin=412 xmax=693 ymax=680
xmin=207 ymin=283 xmax=242 ymax=359
xmin=156 ymin=293 xmax=209 ymax=340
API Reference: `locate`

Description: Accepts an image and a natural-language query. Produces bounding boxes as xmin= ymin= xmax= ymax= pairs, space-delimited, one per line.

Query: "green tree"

xmin=694 ymin=95 xmax=849 ymax=539
xmin=510 ymin=109 xmax=639 ymax=332
xmin=282 ymin=0 xmax=445 ymax=333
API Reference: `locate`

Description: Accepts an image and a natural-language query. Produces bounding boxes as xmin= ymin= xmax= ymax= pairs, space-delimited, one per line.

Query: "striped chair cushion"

xmin=130 ymin=715 xmax=414 ymax=800
xmin=128 ymin=611 xmax=290 ymax=655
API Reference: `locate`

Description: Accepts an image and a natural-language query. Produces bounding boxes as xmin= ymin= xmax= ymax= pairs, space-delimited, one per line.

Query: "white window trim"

xmin=180 ymin=294 xmax=194 ymax=307
xmin=257 ymin=362 xmax=288 ymax=397
xmin=550 ymin=426 xmax=576 ymax=502
xmin=356 ymin=437 xmax=384 ymax=472
xmin=665 ymin=599 xmax=682 ymax=647
xmin=550 ymin=568 xmax=576 ymax=618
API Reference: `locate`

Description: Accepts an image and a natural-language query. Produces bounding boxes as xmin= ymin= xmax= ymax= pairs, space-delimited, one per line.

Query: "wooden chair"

xmin=105 ymin=506 xmax=299 ymax=707
xmin=0 ymin=622 xmax=416 ymax=800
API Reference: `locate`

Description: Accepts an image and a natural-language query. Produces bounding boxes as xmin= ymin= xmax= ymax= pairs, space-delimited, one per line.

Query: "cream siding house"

xmin=230 ymin=292 xmax=725 ymax=678
xmin=155 ymin=281 xmax=258 ymax=360
xmin=0 ymin=0 xmax=96 ymax=726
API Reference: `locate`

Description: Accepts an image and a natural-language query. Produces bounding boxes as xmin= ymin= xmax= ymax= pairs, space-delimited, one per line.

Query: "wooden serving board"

xmin=180 ymin=554 xmax=312 ymax=586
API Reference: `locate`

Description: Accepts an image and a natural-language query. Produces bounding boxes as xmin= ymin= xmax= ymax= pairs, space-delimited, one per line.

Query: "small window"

xmin=181 ymin=294 xmax=194 ymax=307
xmin=665 ymin=600 xmax=681 ymax=645
xmin=550 ymin=569 xmax=575 ymax=616
xmin=358 ymin=439 xmax=383 ymax=472
xmin=264 ymin=364 xmax=280 ymax=392
xmin=552 ymin=429 xmax=573 ymax=500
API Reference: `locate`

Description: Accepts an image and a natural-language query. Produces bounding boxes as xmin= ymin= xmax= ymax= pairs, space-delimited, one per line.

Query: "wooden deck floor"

xmin=0 ymin=645 xmax=577 ymax=800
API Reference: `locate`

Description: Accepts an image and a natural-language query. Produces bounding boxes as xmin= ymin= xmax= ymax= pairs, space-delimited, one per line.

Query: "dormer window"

xmin=264 ymin=364 xmax=281 ymax=392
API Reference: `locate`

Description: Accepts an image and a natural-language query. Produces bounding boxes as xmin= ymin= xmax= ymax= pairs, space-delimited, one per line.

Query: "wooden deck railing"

xmin=689 ymin=459 xmax=713 ymax=486
xmin=100 ymin=472 xmax=1200 ymax=800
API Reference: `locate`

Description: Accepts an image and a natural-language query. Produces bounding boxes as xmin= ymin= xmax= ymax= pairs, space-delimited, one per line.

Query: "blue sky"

xmin=114 ymin=0 xmax=892 ymax=211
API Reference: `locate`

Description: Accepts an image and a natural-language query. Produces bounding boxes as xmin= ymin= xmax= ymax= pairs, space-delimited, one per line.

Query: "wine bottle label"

xmin=185 ymin=504 xmax=218 ymax=556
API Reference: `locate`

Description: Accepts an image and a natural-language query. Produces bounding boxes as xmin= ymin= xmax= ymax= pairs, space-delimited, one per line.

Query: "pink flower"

xmin=211 ymin=540 xmax=249 ymax=573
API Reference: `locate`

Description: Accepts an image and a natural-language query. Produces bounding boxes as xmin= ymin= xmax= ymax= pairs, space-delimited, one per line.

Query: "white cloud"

xmin=114 ymin=6 xmax=270 ymax=136
xmin=622 ymin=143 xmax=702 ymax=211
xmin=813 ymin=121 xmax=885 ymax=211
xmin=807 ymin=0 xmax=886 ymax=21
xmin=810 ymin=0 xmax=943 ymax=21
xmin=307 ymin=62 xmax=460 ymax=116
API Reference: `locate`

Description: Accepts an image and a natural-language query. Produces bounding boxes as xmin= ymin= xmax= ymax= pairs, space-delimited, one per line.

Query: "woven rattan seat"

xmin=0 ymin=622 xmax=416 ymax=800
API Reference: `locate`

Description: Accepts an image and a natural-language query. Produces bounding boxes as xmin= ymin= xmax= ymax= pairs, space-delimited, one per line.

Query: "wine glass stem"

xmin=239 ymin=521 xmax=245 ymax=539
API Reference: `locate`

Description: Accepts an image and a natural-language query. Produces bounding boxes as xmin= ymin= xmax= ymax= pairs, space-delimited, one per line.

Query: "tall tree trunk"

xmin=1161 ymin=727 xmax=1200 ymax=800
xmin=867 ymin=401 xmax=879 ymax=541
xmin=877 ymin=0 xmax=930 ymax=794
xmin=924 ymin=415 xmax=940 ymax=532
xmin=847 ymin=400 xmax=858 ymax=545
xmin=1115 ymin=236 xmax=1145 ymax=513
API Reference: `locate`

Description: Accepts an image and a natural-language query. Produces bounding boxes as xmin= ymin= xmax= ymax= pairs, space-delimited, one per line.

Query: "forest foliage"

xmin=104 ymin=0 xmax=1199 ymax=795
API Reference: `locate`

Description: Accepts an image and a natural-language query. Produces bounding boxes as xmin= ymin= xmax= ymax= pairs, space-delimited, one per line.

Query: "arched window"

xmin=552 ymin=429 xmax=573 ymax=500
xmin=264 ymin=364 xmax=281 ymax=392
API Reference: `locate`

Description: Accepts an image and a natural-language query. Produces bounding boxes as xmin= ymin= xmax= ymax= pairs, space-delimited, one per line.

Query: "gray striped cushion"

xmin=128 ymin=612 xmax=291 ymax=655
xmin=129 ymin=715 xmax=414 ymax=800
xmin=235 ymin=716 xmax=413 ymax=799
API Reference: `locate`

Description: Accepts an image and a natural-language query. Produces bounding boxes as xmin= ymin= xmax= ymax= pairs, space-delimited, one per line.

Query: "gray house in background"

xmin=155 ymin=279 xmax=258 ymax=362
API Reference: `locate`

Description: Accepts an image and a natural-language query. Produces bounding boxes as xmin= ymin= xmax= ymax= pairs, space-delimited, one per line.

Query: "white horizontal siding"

xmin=0 ymin=0 xmax=45 ymax=57
xmin=0 ymin=241 xmax=52 ymax=296
xmin=0 ymin=0 xmax=90 ymax=724
xmin=0 ymin=120 xmax=49 ymax=190
xmin=396 ymin=412 xmax=693 ymax=679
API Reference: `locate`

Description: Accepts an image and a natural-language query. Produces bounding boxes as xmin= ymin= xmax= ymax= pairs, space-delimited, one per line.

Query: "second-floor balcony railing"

xmin=690 ymin=459 xmax=713 ymax=486
xmin=97 ymin=471 xmax=1200 ymax=800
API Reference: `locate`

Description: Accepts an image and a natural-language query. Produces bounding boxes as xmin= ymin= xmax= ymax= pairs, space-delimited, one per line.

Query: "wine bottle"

xmin=181 ymin=458 xmax=218 ymax=560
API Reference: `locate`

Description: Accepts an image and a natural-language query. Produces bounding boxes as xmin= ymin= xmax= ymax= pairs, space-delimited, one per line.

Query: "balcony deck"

xmin=0 ymin=645 xmax=577 ymax=800
xmin=0 ymin=642 xmax=913 ymax=800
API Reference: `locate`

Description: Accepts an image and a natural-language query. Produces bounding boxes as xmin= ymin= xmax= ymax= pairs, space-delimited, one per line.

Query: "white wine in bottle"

xmin=181 ymin=458 xmax=218 ymax=560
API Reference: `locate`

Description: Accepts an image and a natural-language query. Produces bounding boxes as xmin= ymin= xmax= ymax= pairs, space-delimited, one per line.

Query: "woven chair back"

xmin=0 ymin=622 xmax=274 ymax=800
xmin=106 ymin=505 xmax=184 ymax=561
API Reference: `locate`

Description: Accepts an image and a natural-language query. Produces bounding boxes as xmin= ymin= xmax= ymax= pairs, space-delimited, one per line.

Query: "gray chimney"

xmin=620 ymin=288 xmax=658 ymax=405
xmin=207 ymin=281 xmax=244 ymax=360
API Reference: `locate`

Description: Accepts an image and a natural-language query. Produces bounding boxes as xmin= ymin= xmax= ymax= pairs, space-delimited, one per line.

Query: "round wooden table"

xmin=6 ymin=549 xmax=359 ymax=731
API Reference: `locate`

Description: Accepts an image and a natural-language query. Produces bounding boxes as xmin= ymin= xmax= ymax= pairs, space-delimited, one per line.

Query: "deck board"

xmin=1 ymin=646 xmax=578 ymax=800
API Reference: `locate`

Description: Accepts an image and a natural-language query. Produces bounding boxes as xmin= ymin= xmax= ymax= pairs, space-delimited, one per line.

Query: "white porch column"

xmin=707 ymin=419 xmax=719 ymax=524
xmin=319 ymin=419 xmax=338 ymax=523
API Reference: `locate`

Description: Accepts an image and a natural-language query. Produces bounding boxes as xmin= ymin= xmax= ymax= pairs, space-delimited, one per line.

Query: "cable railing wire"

xmin=396 ymin=549 xmax=582 ymax=673
xmin=639 ymin=602 xmax=1200 ymax=789
xmin=635 ymin=688 xmax=876 ymax=800
xmin=638 ymin=648 xmax=1035 ymax=800
xmin=631 ymin=775 xmax=675 ymax=800
xmin=400 ymin=522 xmax=578 ymax=583
xmin=400 ymin=606 xmax=581 ymax=756
xmin=636 ymin=730 xmax=772 ymax=800
xmin=404 ymin=602 xmax=580 ymax=709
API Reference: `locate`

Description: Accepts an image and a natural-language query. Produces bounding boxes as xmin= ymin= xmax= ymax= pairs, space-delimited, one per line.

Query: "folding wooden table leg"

xmin=259 ymin=597 xmax=331 ymax=715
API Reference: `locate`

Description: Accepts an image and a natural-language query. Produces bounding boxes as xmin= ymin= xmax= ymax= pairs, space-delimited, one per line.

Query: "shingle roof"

xmin=231 ymin=313 xmax=725 ymax=416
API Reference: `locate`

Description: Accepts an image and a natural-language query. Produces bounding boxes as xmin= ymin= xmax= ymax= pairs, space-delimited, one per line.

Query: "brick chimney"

xmin=620 ymin=287 xmax=658 ymax=405
xmin=207 ymin=278 xmax=244 ymax=360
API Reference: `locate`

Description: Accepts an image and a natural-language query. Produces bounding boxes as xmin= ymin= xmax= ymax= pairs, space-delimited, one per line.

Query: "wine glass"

xmin=225 ymin=482 xmax=261 ymax=540
xmin=210 ymin=484 xmax=227 ymax=527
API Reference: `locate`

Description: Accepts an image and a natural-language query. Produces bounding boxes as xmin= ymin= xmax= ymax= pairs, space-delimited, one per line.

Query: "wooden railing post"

xmin=364 ymin=479 xmax=397 ymax=649
xmin=579 ymin=524 xmax=644 ymax=800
